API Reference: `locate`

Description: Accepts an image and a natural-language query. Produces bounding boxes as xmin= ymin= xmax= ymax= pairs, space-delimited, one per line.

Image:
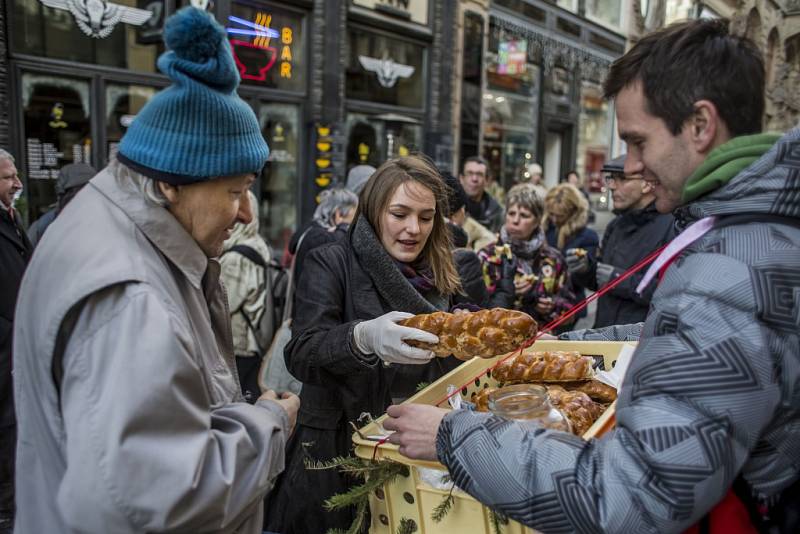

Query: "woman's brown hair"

xmin=356 ymin=154 xmax=461 ymax=296
xmin=542 ymin=183 xmax=589 ymax=249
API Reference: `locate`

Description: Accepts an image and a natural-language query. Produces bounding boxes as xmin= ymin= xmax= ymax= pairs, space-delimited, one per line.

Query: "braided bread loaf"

xmin=563 ymin=380 xmax=617 ymax=403
xmin=492 ymin=350 xmax=594 ymax=383
xmin=545 ymin=386 xmax=606 ymax=436
xmin=399 ymin=308 xmax=537 ymax=360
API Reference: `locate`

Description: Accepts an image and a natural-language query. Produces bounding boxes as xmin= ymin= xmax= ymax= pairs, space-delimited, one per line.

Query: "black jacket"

xmin=574 ymin=202 xmax=674 ymax=328
xmin=1 ymin=208 xmax=32 ymax=426
xmin=267 ymin=217 xmax=455 ymax=532
xmin=465 ymin=191 xmax=504 ymax=233
xmin=288 ymin=219 xmax=348 ymax=283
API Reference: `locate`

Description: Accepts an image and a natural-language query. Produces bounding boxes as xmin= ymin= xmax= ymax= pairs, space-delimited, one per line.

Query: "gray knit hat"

xmin=345 ymin=165 xmax=376 ymax=194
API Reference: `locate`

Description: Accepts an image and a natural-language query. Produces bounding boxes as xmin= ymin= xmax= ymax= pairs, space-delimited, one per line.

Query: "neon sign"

xmin=226 ymin=13 xmax=294 ymax=83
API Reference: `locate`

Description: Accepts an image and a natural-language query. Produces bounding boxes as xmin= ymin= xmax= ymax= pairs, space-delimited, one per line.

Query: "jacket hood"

xmin=675 ymin=127 xmax=800 ymax=225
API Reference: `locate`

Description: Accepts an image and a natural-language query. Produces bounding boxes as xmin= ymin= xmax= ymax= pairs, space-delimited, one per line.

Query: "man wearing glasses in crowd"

xmin=565 ymin=154 xmax=674 ymax=328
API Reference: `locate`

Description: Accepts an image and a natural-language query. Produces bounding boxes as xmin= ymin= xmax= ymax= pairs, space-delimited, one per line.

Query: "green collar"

xmin=682 ymin=132 xmax=781 ymax=204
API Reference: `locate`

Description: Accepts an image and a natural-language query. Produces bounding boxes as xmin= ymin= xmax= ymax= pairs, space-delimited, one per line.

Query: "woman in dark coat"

xmin=478 ymin=183 xmax=577 ymax=329
xmin=265 ymin=155 xmax=461 ymax=533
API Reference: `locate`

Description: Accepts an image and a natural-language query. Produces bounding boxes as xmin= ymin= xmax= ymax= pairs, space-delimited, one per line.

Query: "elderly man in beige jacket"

xmin=12 ymin=7 xmax=298 ymax=533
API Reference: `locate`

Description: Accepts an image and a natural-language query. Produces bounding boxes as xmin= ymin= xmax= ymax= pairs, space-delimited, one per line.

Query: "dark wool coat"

xmin=572 ymin=202 xmax=674 ymax=328
xmin=0 ymin=207 xmax=32 ymax=427
xmin=265 ymin=216 xmax=455 ymax=533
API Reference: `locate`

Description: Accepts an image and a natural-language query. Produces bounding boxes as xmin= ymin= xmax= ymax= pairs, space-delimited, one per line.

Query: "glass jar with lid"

xmin=487 ymin=384 xmax=571 ymax=432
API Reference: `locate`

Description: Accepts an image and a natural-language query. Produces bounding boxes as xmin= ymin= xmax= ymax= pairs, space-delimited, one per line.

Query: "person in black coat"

xmin=0 ymin=151 xmax=32 ymax=533
xmin=566 ymin=155 xmax=674 ymax=328
xmin=265 ymin=155 xmax=462 ymax=533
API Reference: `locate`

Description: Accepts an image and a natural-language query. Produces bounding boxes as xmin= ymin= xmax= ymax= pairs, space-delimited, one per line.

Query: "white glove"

xmin=353 ymin=311 xmax=438 ymax=365
xmin=565 ymin=248 xmax=589 ymax=274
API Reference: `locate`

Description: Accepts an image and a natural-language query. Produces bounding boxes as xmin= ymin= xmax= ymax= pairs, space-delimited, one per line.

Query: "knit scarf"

xmin=394 ymin=258 xmax=435 ymax=294
xmin=500 ymin=226 xmax=545 ymax=260
xmin=681 ymin=132 xmax=781 ymax=204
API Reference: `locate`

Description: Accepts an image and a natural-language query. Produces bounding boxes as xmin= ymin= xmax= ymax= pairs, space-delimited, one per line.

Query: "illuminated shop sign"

xmin=497 ymin=40 xmax=527 ymax=75
xmin=227 ymin=11 xmax=296 ymax=84
xmin=38 ymin=0 xmax=153 ymax=39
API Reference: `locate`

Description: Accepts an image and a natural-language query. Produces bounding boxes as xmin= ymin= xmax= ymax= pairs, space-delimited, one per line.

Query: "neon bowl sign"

xmin=229 ymin=40 xmax=278 ymax=82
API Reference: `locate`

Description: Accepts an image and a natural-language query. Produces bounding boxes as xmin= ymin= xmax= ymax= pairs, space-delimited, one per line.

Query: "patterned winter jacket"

xmin=435 ymin=128 xmax=800 ymax=533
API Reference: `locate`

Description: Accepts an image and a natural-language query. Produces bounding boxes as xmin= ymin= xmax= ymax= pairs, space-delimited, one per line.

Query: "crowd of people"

xmin=0 ymin=7 xmax=797 ymax=534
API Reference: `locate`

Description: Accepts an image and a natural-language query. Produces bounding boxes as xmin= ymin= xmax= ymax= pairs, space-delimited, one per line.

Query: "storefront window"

xmin=12 ymin=0 xmax=165 ymax=73
xmin=586 ymin=0 xmax=622 ymax=29
xmin=346 ymin=29 xmax=426 ymax=109
xmin=22 ymin=72 xmax=92 ymax=221
xmin=105 ymin=83 xmax=159 ymax=161
xmin=228 ymin=2 xmax=305 ymax=92
xmin=482 ymin=21 xmax=540 ymax=190
xmin=345 ymin=112 xmax=422 ymax=169
xmin=576 ymin=81 xmax=612 ymax=193
xmin=259 ymin=102 xmax=299 ymax=255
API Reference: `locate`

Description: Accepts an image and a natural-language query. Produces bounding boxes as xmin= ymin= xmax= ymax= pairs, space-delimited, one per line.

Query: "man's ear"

xmin=688 ymin=100 xmax=728 ymax=154
xmin=157 ymin=181 xmax=181 ymax=204
xmin=641 ymin=179 xmax=655 ymax=195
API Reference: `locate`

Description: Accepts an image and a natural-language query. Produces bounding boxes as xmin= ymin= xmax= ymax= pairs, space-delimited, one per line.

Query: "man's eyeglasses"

xmin=603 ymin=173 xmax=642 ymax=185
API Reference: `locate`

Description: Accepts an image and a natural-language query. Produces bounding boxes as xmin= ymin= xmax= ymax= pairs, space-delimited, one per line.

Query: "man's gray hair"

xmin=0 ymin=148 xmax=15 ymax=164
xmin=110 ymin=157 xmax=170 ymax=207
xmin=313 ymin=187 xmax=358 ymax=227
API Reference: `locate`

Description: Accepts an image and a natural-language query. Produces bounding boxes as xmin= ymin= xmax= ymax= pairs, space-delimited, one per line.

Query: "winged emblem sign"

xmin=358 ymin=53 xmax=415 ymax=88
xmin=39 ymin=0 xmax=153 ymax=39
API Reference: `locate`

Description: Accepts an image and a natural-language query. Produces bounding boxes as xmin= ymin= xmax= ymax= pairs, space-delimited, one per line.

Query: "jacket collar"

xmin=90 ymin=164 xmax=207 ymax=290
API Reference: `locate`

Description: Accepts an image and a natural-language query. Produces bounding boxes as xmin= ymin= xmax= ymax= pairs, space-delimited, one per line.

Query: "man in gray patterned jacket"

xmin=385 ymin=19 xmax=800 ymax=533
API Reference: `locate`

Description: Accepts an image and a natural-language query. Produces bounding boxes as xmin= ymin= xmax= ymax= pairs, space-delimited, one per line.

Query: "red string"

xmin=430 ymin=243 xmax=669 ymax=408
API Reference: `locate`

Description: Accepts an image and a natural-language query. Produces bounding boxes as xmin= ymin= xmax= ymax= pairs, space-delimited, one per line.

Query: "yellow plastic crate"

xmin=352 ymin=340 xmax=634 ymax=533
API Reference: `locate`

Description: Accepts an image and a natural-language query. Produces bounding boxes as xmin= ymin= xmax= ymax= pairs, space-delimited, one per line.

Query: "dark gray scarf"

xmin=350 ymin=215 xmax=448 ymax=313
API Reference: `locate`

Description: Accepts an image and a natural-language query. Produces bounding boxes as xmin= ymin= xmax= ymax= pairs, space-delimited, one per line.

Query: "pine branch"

xmin=489 ymin=509 xmax=509 ymax=534
xmin=416 ymin=381 xmax=430 ymax=392
xmin=431 ymin=492 xmax=454 ymax=523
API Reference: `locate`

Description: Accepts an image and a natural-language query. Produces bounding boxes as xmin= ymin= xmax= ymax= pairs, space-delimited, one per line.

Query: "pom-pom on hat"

xmin=117 ymin=7 xmax=269 ymax=184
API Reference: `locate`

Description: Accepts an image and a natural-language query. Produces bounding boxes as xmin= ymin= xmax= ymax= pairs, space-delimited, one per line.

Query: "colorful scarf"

xmin=499 ymin=226 xmax=545 ymax=260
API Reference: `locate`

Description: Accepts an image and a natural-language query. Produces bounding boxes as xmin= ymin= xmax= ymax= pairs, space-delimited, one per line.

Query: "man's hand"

xmin=565 ymin=248 xmax=589 ymax=274
xmin=259 ymin=390 xmax=300 ymax=436
xmin=383 ymin=404 xmax=449 ymax=461
xmin=596 ymin=262 xmax=618 ymax=287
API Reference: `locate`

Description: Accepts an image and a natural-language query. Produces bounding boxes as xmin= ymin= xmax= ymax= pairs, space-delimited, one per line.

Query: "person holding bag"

xmin=265 ymin=155 xmax=461 ymax=533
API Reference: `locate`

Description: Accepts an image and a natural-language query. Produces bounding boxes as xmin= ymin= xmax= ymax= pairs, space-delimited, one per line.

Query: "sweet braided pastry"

xmin=545 ymin=386 xmax=606 ymax=436
xmin=399 ymin=308 xmax=537 ymax=360
xmin=492 ymin=350 xmax=594 ymax=383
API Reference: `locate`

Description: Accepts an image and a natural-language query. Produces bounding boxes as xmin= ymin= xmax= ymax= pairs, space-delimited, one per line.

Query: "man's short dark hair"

xmin=461 ymin=156 xmax=489 ymax=174
xmin=603 ymin=19 xmax=764 ymax=137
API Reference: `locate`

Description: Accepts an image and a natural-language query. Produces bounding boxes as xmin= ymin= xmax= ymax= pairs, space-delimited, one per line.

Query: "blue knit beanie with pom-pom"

xmin=117 ymin=7 xmax=269 ymax=183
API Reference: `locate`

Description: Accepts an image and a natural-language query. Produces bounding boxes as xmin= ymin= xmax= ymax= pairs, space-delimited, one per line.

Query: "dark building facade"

xmin=457 ymin=0 xmax=626 ymax=193
xmin=0 ymin=0 xmax=457 ymax=256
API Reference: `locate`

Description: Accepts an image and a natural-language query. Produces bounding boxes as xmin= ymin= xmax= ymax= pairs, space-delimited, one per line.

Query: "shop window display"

xmin=576 ymin=81 xmax=612 ymax=195
xmin=11 ymin=0 xmax=165 ymax=73
xmin=482 ymin=22 xmax=540 ymax=191
xmin=345 ymin=112 xmax=422 ymax=169
xmin=105 ymin=83 xmax=159 ymax=161
xmin=22 ymin=72 xmax=92 ymax=222
xmin=259 ymin=102 xmax=299 ymax=256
